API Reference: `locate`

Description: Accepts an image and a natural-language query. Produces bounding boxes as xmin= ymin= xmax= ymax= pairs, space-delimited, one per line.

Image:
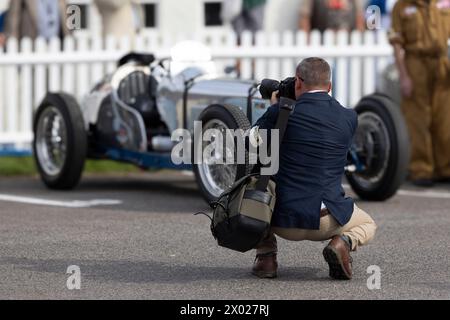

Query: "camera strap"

xmin=255 ymin=97 xmax=296 ymax=192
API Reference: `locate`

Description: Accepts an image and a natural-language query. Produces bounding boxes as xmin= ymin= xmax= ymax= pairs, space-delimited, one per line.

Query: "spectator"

xmin=230 ymin=0 xmax=267 ymax=35
xmin=94 ymin=0 xmax=143 ymax=41
xmin=4 ymin=0 xmax=70 ymax=42
xmin=388 ymin=0 xmax=450 ymax=186
xmin=299 ymin=0 xmax=365 ymax=33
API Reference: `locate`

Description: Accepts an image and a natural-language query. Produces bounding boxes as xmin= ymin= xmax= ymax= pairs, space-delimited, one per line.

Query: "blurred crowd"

xmin=225 ymin=0 xmax=397 ymax=35
xmin=0 ymin=0 xmax=144 ymax=46
xmin=0 ymin=0 xmax=398 ymax=46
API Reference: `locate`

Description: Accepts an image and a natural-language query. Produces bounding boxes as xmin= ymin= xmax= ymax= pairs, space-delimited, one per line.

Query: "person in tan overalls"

xmin=389 ymin=0 xmax=450 ymax=186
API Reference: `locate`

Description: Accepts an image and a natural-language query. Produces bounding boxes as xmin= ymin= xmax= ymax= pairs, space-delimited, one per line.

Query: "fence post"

xmin=376 ymin=30 xmax=391 ymax=78
xmin=267 ymin=32 xmax=281 ymax=80
xmin=135 ymin=33 xmax=145 ymax=52
xmin=281 ymin=30 xmax=295 ymax=79
xmin=144 ymin=31 xmax=159 ymax=56
xmin=20 ymin=38 xmax=33 ymax=140
xmin=119 ymin=36 xmax=132 ymax=54
xmin=336 ymin=30 xmax=349 ymax=106
xmin=295 ymin=30 xmax=308 ymax=72
xmin=0 ymin=40 xmax=5 ymax=133
xmin=240 ymin=31 xmax=253 ymax=80
xmin=161 ymin=32 xmax=174 ymax=58
xmin=6 ymin=37 xmax=19 ymax=135
xmin=224 ymin=30 xmax=238 ymax=78
xmin=363 ymin=31 xmax=376 ymax=95
xmin=49 ymin=37 xmax=62 ymax=92
xmin=105 ymin=36 xmax=117 ymax=74
xmin=91 ymin=34 xmax=104 ymax=88
xmin=349 ymin=31 xmax=363 ymax=107
xmin=210 ymin=30 xmax=225 ymax=75
xmin=310 ymin=30 xmax=322 ymax=46
xmin=34 ymin=38 xmax=48 ymax=109
xmin=254 ymin=31 xmax=266 ymax=81
xmin=322 ymin=30 xmax=336 ymax=96
xmin=76 ymin=35 xmax=90 ymax=99
xmin=62 ymin=37 xmax=75 ymax=94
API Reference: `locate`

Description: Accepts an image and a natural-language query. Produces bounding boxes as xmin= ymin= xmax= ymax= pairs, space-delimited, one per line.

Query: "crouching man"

xmin=253 ymin=58 xmax=377 ymax=280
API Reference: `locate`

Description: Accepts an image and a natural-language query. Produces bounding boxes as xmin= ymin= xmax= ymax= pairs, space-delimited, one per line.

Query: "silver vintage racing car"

xmin=33 ymin=42 xmax=410 ymax=204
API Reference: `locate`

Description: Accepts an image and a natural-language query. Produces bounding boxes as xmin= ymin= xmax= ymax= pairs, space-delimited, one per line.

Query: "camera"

xmin=259 ymin=77 xmax=297 ymax=101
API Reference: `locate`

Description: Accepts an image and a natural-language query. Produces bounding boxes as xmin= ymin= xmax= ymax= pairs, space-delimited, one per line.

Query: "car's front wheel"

xmin=193 ymin=104 xmax=252 ymax=205
xmin=33 ymin=93 xmax=87 ymax=190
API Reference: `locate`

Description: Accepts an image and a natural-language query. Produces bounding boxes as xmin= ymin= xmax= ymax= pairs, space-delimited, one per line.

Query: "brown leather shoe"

xmin=323 ymin=236 xmax=353 ymax=280
xmin=252 ymin=252 xmax=278 ymax=279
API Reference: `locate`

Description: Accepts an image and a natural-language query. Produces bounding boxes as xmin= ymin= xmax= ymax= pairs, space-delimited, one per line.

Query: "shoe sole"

xmin=323 ymin=246 xmax=352 ymax=280
xmin=251 ymin=271 xmax=277 ymax=279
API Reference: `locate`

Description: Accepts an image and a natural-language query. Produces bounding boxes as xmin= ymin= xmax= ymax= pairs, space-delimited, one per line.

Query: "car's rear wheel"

xmin=346 ymin=93 xmax=410 ymax=201
xmin=33 ymin=93 xmax=87 ymax=190
xmin=193 ymin=104 xmax=251 ymax=205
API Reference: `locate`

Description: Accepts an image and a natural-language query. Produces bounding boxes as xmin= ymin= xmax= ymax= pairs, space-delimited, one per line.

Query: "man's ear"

xmin=327 ymin=82 xmax=332 ymax=93
xmin=295 ymin=78 xmax=302 ymax=91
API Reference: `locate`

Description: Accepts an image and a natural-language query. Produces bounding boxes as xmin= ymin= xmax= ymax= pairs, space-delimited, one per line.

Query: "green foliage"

xmin=0 ymin=157 xmax=139 ymax=176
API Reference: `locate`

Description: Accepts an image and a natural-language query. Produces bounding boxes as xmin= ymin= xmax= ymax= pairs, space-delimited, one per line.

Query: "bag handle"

xmin=255 ymin=97 xmax=296 ymax=192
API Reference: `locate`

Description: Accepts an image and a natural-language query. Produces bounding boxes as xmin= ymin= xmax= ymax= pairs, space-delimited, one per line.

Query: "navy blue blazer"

xmin=255 ymin=92 xmax=358 ymax=230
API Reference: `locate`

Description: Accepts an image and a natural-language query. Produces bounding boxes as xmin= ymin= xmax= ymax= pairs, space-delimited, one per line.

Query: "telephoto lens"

xmin=260 ymin=77 xmax=297 ymax=101
xmin=259 ymin=79 xmax=281 ymax=100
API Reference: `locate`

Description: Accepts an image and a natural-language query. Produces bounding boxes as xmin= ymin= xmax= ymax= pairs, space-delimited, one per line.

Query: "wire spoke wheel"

xmin=198 ymin=119 xmax=238 ymax=198
xmin=193 ymin=104 xmax=251 ymax=205
xmin=33 ymin=93 xmax=87 ymax=190
xmin=36 ymin=107 xmax=68 ymax=177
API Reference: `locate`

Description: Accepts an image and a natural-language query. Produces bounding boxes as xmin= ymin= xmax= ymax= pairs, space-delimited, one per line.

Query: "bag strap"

xmin=255 ymin=97 xmax=296 ymax=192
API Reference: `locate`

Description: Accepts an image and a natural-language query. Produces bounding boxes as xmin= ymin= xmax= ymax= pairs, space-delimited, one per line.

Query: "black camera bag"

xmin=210 ymin=98 xmax=295 ymax=253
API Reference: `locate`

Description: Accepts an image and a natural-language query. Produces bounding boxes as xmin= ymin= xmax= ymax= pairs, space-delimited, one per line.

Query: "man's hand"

xmin=393 ymin=44 xmax=413 ymax=98
xmin=249 ymin=126 xmax=263 ymax=148
xmin=400 ymin=74 xmax=413 ymax=98
xmin=271 ymin=91 xmax=280 ymax=105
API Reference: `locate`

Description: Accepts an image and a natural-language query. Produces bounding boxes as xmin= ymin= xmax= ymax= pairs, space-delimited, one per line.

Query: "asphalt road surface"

xmin=0 ymin=172 xmax=449 ymax=300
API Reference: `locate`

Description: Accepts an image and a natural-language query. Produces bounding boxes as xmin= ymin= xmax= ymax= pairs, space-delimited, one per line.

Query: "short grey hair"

xmin=296 ymin=57 xmax=331 ymax=87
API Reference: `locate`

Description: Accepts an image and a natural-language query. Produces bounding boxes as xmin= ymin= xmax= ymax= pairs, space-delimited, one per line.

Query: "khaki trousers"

xmin=402 ymin=55 xmax=450 ymax=179
xmin=256 ymin=205 xmax=377 ymax=254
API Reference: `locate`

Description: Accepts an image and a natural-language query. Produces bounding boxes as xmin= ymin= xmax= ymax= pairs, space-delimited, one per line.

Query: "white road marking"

xmin=0 ymin=194 xmax=122 ymax=208
xmin=1 ymin=183 xmax=448 ymax=209
xmin=343 ymin=184 xmax=450 ymax=199
xmin=396 ymin=189 xmax=450 ymax=199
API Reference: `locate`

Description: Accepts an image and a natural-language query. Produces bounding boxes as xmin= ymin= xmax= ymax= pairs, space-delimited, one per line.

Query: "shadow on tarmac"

xmin=0 ymin=257 xmax=326 ymax=284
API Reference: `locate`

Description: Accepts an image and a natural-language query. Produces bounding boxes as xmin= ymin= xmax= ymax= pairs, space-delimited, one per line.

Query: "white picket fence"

xmin=0 ymin=30 xmax=393 ymax=149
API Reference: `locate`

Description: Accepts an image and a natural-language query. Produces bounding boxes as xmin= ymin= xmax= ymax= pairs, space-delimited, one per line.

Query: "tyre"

xmin=193 ymin=104 xmax=252 ymax=205
xmin=33 ymin=93 xmax=87 ymax=190
xmin=346 ymin=93 xmax=410 ymax=201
